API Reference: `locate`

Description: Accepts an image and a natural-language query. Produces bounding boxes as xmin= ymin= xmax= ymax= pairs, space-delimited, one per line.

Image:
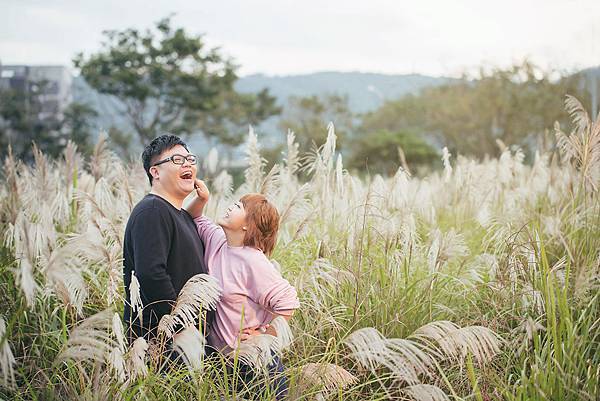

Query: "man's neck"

xmin=150 ymin=188 xmax=184 ymax=210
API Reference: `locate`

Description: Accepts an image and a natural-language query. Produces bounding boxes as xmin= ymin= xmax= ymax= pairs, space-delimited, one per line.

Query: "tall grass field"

xmin=0 ymin=96 xmax=598 ymax=400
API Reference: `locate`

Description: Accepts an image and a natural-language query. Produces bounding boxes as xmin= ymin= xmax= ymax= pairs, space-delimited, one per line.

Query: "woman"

xmin=185 ymin=179 xmax=299 ymax=399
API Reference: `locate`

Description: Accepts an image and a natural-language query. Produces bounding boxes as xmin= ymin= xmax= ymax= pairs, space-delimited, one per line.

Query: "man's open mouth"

xmin=180 ymin=171 xmax=193 ymax=180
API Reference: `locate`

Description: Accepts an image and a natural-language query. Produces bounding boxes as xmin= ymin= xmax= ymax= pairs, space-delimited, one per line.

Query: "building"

xmin=0 ymin=64 xmax=73 ymax=120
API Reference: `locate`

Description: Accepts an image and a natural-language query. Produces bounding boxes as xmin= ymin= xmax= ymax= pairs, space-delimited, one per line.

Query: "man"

xmin=123 ymin=134 xmax=208 ymax=342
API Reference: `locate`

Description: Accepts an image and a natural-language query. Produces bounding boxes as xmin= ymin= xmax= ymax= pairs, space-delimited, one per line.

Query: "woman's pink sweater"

xmin=194 ymin=216 xmax=300 ymax=351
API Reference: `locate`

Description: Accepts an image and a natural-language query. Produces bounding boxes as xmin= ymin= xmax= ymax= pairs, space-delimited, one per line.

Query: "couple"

xmin=122 ymin=134 xmax=299 ymax=398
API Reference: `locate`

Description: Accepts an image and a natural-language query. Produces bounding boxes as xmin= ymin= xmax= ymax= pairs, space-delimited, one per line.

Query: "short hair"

xmin=142 ymin=134 xmax=189 ymax=185
xmin=240 ymin=193 xmax=280 ymax=257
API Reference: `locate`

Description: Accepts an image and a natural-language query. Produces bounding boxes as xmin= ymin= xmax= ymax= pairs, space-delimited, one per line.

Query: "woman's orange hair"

xmin=240 ymin=193 xmax=279 ymax=257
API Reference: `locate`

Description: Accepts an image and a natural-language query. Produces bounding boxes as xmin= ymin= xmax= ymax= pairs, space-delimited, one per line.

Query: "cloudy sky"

xmin=1 ymin=0 xmax=599 ymax=77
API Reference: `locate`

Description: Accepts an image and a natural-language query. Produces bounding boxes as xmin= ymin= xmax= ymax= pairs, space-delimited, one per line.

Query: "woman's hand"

xmin=240 ymin=324 xmax=272 ymax=341
xmin=194 ymin=179 xmax=210 ymax=204
xmin=184 ymin=179 xmax=210 ymax=218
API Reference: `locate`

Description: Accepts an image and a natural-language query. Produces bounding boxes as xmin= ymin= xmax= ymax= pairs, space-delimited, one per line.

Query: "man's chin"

xmin=179 ymin=182 xmax=195 ymax=194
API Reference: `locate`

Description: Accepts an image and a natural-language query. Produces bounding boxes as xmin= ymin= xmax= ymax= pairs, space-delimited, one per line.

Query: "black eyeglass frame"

xmin=152 ymin=154 xmax=198 ymax=167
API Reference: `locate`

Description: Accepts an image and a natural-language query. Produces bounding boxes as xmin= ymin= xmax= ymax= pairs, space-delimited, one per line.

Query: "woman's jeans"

xmin=236 ymin=353 xmax=289 ymax=400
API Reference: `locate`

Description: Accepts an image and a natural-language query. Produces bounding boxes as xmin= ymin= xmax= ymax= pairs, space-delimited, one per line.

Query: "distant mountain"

xmin=235 ymin=71 xmax=453 ymax=113
xmin=72 ymin=71 xmax=453 ymax=137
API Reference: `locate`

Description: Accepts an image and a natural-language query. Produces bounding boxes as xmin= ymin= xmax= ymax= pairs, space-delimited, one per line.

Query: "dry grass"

xmin=0 ymin=96 xmax=598 ymax=400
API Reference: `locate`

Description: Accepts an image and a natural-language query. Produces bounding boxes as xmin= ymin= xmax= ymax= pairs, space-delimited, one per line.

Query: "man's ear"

xmin=150 ymin=166 xmax=160 ymax=181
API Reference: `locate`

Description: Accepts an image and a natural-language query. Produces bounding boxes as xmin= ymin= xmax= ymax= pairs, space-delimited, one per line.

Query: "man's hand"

xmin=194 ymin=179 xmax=210 ymax=204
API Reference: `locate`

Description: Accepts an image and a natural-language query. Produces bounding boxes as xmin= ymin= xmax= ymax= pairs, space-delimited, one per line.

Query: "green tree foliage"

xmin=106 ymin=127 xmax=133 ymax=159
xmin=74 ymin=16 xmax=280 ymax=145
xmin=279 ymin=94 xmax=354 ymax=152
xmin=362 ymin=61 xmax=590 ymax=158
xmin=348 ymin=130 xmax=439 ymax=175
xmin=62 ymin=102 xmax=98 ymax=155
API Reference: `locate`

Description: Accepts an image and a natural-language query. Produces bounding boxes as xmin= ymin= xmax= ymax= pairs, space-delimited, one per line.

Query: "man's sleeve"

xmin=131 ymin=208 xmax=177 ymax=319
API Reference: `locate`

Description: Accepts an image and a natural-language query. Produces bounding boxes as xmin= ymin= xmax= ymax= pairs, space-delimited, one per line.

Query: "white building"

xmin=0 ymin=64 xmax=73 ymax=120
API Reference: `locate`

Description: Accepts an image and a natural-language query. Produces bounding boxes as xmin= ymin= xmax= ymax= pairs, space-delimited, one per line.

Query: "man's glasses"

xmin=152 ymin=154 xmax=198 ymax=167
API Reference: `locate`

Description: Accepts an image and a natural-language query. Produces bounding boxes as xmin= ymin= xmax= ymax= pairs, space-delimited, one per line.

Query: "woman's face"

xmin=218 ymin=200 xmax=247 ymax=231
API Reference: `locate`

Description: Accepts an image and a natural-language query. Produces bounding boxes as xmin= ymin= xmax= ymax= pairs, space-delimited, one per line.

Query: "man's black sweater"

xmin=123 ymin=194 xmax=208 ymax=341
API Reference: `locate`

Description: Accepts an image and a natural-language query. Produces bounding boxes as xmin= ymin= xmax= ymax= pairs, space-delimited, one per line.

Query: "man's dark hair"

xmin=142 ymin=134 xmax=189 ymax=185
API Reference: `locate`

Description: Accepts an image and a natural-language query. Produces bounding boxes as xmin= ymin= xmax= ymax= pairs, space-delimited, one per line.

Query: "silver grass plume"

xmin=298 ymin=258 xmax=354 ymax=314
xmin=61 ymin=140 xmax=81 ymax=191
xmin=5 ymin=213 xmax=38 ymax=307
xmin=278 ymin=183 xmax=311 ymax=229
xmin=304 ymin=123 xmax=337 ymax=178
xmin=108 ymin=313 xmax=128 ymax=382
xmin=234 ymin=334 xmax=279 ymax=371
xmin=343 ymin=327 xmax=434 ymax=384
xmin=270 ymin=316 xmax=294 ymax=351
xmin=129 ymin=271 xmax=143 ymax=322
xmin=157 ymin=315 xmax=177 ymax=339
xmin=410 ymin=321 xmax=502 ymax=366
xmin=58 ymin=309 xmax=125 ymax=377
xmin=0 ymin=315 xmax=16 ymax=388
xmin=89 ymin=134 xmax=120 ymax=182
xmin=172 ymin=325 xmax=206 ymax=371
xmin=203 ymin=147 xmax=219 ymax=176
xmin=158 ymin=274 xmax=221 ymax=338
xmin=401 ymin=384 xmax=451 ymax=401
xmin=323 ymin=123 xmax=337 ymax=168
xmin=231 ymin=317 xmax=293 ymax=370
xmin=555 ymin=95 xmax=600 ymax=192
xmin=441 ymin=147 xmax=453 ymax=183
xmin=243 ymin=126 xmax=266 ymax=193
xmin=127 ymin=337 xmax=149 ymax=380
xmin=335 ymin=154 xmax=344 ymax=196
xmin=213 ymin=170 xmax=234 ymax=198
xmin=427 ymin=229 xmax=470 ymax=272
xmin=284 ymin=130 xmax=301 ymax=178
xmin=107 ymin=347 xmax=126 ymax=382
xmin=259 ymin=164 xmax=281 ymax=197
xmin=41 ymin=242 xmax=89 ymax=314
xmin=291 ymin=362 xmax=357 ymax=399
xmin=1 ymin=145 xmax=21 ymax=224
xmin=31 ymin=143 xmax=50 ymax=189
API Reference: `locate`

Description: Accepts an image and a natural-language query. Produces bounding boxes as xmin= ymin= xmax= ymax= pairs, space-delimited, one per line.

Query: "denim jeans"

xmin=236 ymin=353 xmax=289 ymax=401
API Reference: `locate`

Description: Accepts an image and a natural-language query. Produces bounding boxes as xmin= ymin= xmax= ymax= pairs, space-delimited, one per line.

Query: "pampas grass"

xmin=172 ymin=326 xmax=206 ymax=371
xmin=0 ymin=96 xmax=598 ymax=400
xmin=0 ymin=316 xmax=15 ymax=389
xmin=291 ymin=362 xmax=357 ymax=400
xmin=127 ymin=337 xmax=148 ymax=380
xmin=158 ymin=274 xmax=221 ymax=338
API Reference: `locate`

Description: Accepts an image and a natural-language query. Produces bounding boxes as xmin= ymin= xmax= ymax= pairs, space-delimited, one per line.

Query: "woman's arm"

xmin=184 ymin=179 xmax=209 ymax=218
xmin=240 ymin=311 xmax=295 ymax=340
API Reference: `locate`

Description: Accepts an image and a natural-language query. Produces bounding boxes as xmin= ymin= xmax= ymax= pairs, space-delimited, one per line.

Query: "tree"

xmin=107 ymin=127 xmax=134 ymax=159
xmin=62 ymin=102 xmax=98 ymax=155
xmin=348 ymin=130 xmax=438 ymax=176
xmin=197 ymin=88 xmax=280 ymax=147
xmin=361 ymin=61 xmax=591 ymax=159
xmin=74 ymin=16 xmax=280 ymax=145
xmin=278 ymin=94 xmax=354 ymax=153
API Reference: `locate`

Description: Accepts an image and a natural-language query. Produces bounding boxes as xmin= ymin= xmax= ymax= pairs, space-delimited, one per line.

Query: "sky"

xmin=1 ymin=0 xmax=599 ymax=78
